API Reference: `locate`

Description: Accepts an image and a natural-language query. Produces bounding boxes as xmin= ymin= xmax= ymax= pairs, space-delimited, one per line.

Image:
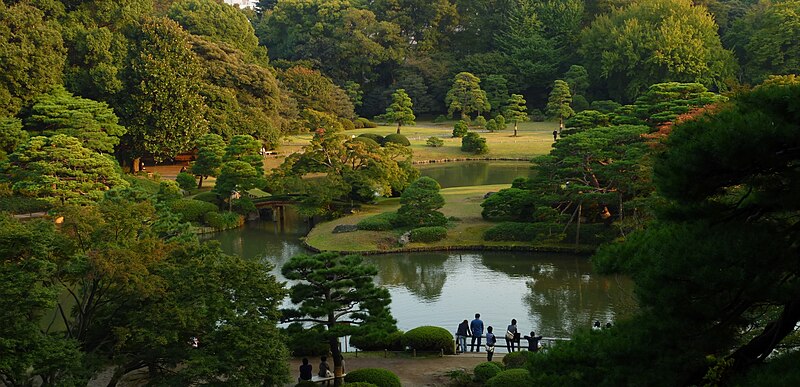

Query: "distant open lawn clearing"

xmin=266 ymin=120 xmax=556 ymax=170
xmin=305 ymin=183 xmax=566 ymax=253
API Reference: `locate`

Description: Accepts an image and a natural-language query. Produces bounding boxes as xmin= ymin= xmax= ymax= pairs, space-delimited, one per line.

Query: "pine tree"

xmin=546 ymin=79 xmax=574 ymax=133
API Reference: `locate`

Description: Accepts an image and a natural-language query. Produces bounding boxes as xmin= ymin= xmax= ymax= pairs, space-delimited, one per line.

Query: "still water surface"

xmin=210 ymin=161 xmax=635 ymax=340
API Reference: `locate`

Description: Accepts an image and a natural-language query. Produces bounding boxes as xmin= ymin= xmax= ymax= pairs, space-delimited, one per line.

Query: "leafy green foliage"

xmin=409 ymin=226 xmax=447 ymax=242
xmin=357 ymin=212 xmax=399 ymax=231
xmin=379 ymin=89 xmax=415 ymax=133
xmin=279 ymin=66 xmax=354 ymax=120
xmin=0 ymin=117 xmax=27 ymax=161
xmin=175 ymin=172 xmax=196 ymax=191
xmin=0 ymin=2 xmax=66 ymax=116
xmin=397 ymin=177 xmax=446 ymax=227
xmin=580 ymin=0 xmax=735 ymax=101
xmin=190 ymin=133 xmax=226 ymax=188
xmin=473 ymin=362 xmax=502 ymax=383
xmin=168 ymin=0 xmax=263 ymax=59
xmin=460 ymin=132 xmax=488 ymax=155
xmin=166 ymin=199 xmax=218 ymax=223
xmin=426 ymin=136 xmax=444 ymax=147
xmin=283 ymin=323 xmax=329 ymax=357
xmin=486 ymin=369 xmax=535 ymax=387
xmin=357 ymin=133 xmax=385 ymax=144
xmin=282 ymin=252 xmax=397 ymax=377
xmin=202 ymin=210 xmax=242 ymax=229
xmin=8 ymin=135 xmax=128 ymax=205
xmin=350 ymin=329 xmax=404 ymax=351
xmin=545 ymin=80 xmax=574 ymax=125
xmin=344 ymin=368 xmax=401 ymax=387
xmin=564 ymin=110 xmax=610 ymax=134
xmin=483 ymin=222 xmax=562 ymax=243
xmin=446 ymin=72 xmax=490 ymax=120
xmin=121 ymin=17 xmax=208 ymax=161
xmin=504 ymin=94 xmax=528 ymax=136
xmin=23 ymin=86 xmax=126 ymax=153
xmin=502 ymin=351 xmax=531 ymax=369
xmin=402 ymin=326 xmax=454 ymax=354
xmin=383 ymin=133 xmax=410 ymax=146
xmin=212 ymin=160 xmax=264 ymax=200
xmin=452 ymin=120 xmax=468 ymax=138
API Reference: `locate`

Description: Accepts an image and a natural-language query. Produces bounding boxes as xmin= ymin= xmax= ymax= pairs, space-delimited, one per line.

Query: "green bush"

xmin=344 ymin=368 xmax=401 ymax=387
xmin=355 ymin=117 xmax=378 ymax=128
xmin=473 ymin=362 xmax=502 ymax=383
xmin=192 ymin=191 xmax=219 ymax=203
xmin=426 ymin=136 xmax=444 ymax=147
xmin=402 ymin=326 xmax=454 ymax=354
xmin=485 ymin=369 xmax=534 ymax=387
xmin=495 ymin=114 xmax=507 ymax=130
xmin=176 ymin=172 xmax=196 ymax=191
xmin=358 ymin=133 xmax=385 ymax=144
xmin=383 ymin=133 xmax=410 ymax=146
xmin=167 ymin=199 xmax=218 ymax=223
xmin=502 ymin=350 xmax=530 ymax=369
xmin=232 ymin=196 xmax=256 ymax=215
xmin=529 ymin=108 xmax=546 ymax=121
xmin=433 ymin=114 xmax=449 ymax=123
xmin=461 ymin=132 xmax=488 ymax=154
xmin=474 ymin=115 xmax=487 ymax=128
xmin=486 ymin=118 xmax=498 ymax=132
xmin=452 ymin=120 xmax=468 ymax=137
xmin=157 ymin=181 xmax=183 ymax=201
xmin=352 ymin=136 xmax=380 ymax=147
xmin=282 ymin=323 xmax=329 ymax=357
xmin=409 ymin=226 xmax=447 ymax=243
xmin=483 ymin=222 xmax=563 ymax=242
xmin=124 ymin=175 xmax=161 ymax=194
xmin=350 ymin=330 xmax=404 ymax=351
xmin=357 ymin=212 xmax=399 ymax=231
xmin=203 ymin=211 xmax=242 ymax=229
xmin=343 ymin=383 xmax=378 ymax=387
xmin=340 ymin=118 xmax=355 ymax=130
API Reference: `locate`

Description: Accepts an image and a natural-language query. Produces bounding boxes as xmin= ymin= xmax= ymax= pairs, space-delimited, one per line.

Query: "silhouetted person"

xmin=299 ymin=358 xmax=312 ymax=381
xmin=524 ymin=331 xmax=543 ymax=352
xmin=318 ymin=356 xmax=330 ymax=377
xmin=553 ymin=130 xmax=558 ymax=141
xmin=486 ymin=326 xmax=497 ymax=361
xmin=470 ymin=313 xmax=484 ymax=352
xmin=456 ymin=319 xmax=470 ymax=353
xmin=505 ymin=319 xmax=519 ymax=352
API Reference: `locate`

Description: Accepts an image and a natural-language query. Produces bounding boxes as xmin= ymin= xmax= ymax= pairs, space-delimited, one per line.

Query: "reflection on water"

xmin=418 ymin=161 xmax=535 ymax=188
xmin=211 ymin=220 xmax=636 ymax=339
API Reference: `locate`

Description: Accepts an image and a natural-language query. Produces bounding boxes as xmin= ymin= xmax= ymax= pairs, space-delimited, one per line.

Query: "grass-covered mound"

xmin=344 ymin=368 xmax=401 ymax=387
xmin=402 ymin=326 xmax=454 ymax=354
xmin=409 ymin=226 xmax=447 ymax=242
xmin=356 ymin=212 xmax=399 ymax=231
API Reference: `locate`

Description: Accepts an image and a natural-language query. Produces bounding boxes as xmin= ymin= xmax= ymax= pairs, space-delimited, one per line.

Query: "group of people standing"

xmin=456 ymin=313 xmax=543 ymax=361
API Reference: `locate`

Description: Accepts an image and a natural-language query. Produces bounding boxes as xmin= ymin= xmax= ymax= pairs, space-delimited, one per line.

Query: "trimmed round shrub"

xmin=158 ymin=181 xmax=183 ymax=201
xmin=433 ymin=114 xmax=448 ymax=123
xmin=473 ymin=362 xmax=502 ymax=383
xmin=383 ymin=133 xmax=410 ymax=146
xmin=203 ymin=211 xmax=242 ymax=229
xmin=351 ymin=136 xmax=380 ymax=147
xmin=192 ymin=191 xmax=219 ymax=203
xmin=355 ymin=117 xmax=378 ymax=128
xmin=452 ymin=120 xmax=468 ymax=137
xmin=176 ymin=172 xmax=197 ymax=191
xmin=502 ymin=350 xmax=530 ymax=369
xmin=344 ymin=368 xmax=401 ymax=387
xmin=351 ymin=330 xmax=404 ymax=351
xmin=340 ymin=118 xmax=356 ymax=131
xmin=426 ymin=136 xmax=443 ymax=147
xmin=358 ymin=133 xmax=385 ymax=144
xmin=409 ymin=226 xmax=447 ymax=243
xmin=357 ymin=212 xmax=399 ymax=231
xmin=485 ymin=369 xmax=534 ymax=387
xmin=167 ymin=199 xmax=218 ymax=223
xmin=402 ymin=326 xmax=454 ymax=354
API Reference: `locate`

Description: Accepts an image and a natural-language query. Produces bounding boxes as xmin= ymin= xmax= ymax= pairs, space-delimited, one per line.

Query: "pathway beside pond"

xmin=286 ymin=353 xmax=506 ymax=387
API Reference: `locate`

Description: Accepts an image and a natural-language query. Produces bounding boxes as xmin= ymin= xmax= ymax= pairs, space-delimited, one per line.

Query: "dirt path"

xmin=287 ymin=352 xmax=503 ymax=387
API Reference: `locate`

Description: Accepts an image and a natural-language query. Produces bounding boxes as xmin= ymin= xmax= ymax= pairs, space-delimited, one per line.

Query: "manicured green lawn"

xmin=267 ymin=120 xmax=557 ymax=169
xmin=304 ymin=184 xmax=578 ymax=253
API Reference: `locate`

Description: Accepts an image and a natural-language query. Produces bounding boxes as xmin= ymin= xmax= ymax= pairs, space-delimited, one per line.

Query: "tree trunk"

xmin=132 ymin=157 xmax=141 ymax=174
xmin=396 ymin=123 xmax=401 ymax=134
xmin=197 ymin=175 xmax=204 ymax=189
xmin=514 ymin=122 xmax=518 ymax=137
xmin=330 ymin=337 xmax=344 ymax=386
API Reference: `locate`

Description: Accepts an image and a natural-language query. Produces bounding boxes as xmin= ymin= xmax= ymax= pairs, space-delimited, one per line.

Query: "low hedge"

xmin=409 ymin=226 xmax=447 ymax=243
xmin=203 ymin=211 xmax=242 ymax=230
xmin=402 ymin=326 xmax=454 ymax=354
xmin=358 ymin=133 xmax=385 ymax=144
xmin=473 ymin=362 xmax=502 ymax=383
xmin=483 ymin=222 xmax=563 ymax=243
xmin=167 ymin=199 xmax=218 ymax=223
xmin=426 ymin=136 xmax=444 ymax=147
xmin=357 ymin=212 xmax=399 ymax=231
xmin=354 ymin=117 xmax=378 ymax=128
xmin=502 ymin=351 xmax=530 ymax=369
xmin=350 ymin=330 xmax=404 ymax=351
xmin=344 ymin=368 xmax=401 ymax=387
xmin=340 ymin=118 xmax=355 ymax=131
xmin=485 ymin=369 xmax=534 ymax=387
xmin=382 ymin=133 xmax=410 ymax=146
xmin=352 ymin=136 xmax=380 ymax=147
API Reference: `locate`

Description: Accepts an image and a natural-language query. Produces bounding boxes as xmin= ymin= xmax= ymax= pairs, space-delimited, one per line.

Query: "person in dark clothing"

xmin=524 ymin=331 xmax=543 ymax=352
xmin=470 ymin=313 xmax=484 ymax=352
xmin=552 ymin=130 xmax=558 ymax=141
xmin=456 ymin=319 xmax=471 ymax=353
xmin=505 ymin=318 xmax=519 ymax=352
xmin=299 ymin=358 xmax=313 ymax=381
xmin=485 ymin=326 xmax=497 ymax=361
xmin=318 ymin=356 xmax=331 ymax=377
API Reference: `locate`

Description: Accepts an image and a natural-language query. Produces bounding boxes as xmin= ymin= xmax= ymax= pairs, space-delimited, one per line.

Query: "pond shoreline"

xmin=412 ymin=157 xmax=530 ymax=164
xmin=300 ymin=239 xmax=596 ymax=256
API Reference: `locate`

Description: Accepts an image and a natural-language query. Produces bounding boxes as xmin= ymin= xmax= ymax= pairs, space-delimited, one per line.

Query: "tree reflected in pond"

xmin=365 ymin=253 xmax=449 ymax=301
